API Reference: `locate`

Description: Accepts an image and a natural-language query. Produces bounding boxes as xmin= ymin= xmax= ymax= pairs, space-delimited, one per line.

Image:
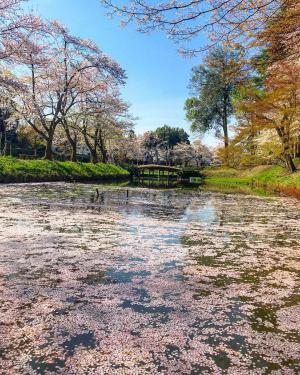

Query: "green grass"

xmin=0 ymin=157 xmax=129 ymax=183
xmin=203 ymin=161 xmax=300 ymax=199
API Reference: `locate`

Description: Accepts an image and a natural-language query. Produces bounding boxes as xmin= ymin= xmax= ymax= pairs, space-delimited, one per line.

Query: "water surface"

xmin=0 ymin=183 xmax=299 ymax=374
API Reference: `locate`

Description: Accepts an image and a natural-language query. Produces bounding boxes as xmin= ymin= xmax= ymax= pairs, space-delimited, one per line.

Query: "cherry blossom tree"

xmin=72 ymin=87 xmax=132 ymax=163
xmin=109 ymin=130 xmax=144 ymax=164
xmin=0 ymin=0 xmax=43 ymax=60
xmin=142 ymin=131 xmax=164 ymax=164
xmin=8 ymin=31 xmax=64 ymax=160
xmin=173 ymin=140 xmax=212 ymax=166
xmin=8 ymin=22 xmax=126 ymax=160
xmin=0 ymin=0 xmax=45 ymax=127
xmin=102 ymin=0 xmax=287 ymax=55
xmin=49 ymin=22 xmax=126 ymax=161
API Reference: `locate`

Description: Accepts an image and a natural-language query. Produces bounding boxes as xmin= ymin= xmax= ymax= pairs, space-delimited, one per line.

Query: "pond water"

xmin=0 ymin=182 xmax=300 ymax=374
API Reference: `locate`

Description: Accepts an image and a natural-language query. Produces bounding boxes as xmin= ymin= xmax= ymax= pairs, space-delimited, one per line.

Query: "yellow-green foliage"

xmin=203 ymin=162 xmax=300 ymax=189
xmin=0 ymin=157 xmax=129 ymax=182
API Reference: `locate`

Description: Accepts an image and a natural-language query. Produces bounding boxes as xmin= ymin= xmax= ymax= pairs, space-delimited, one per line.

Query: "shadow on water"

xmin=130 ymin=177 xmax=275 ymax=198
xmin=202 ymin=182 xmax=274 ymax=197
xmin=130 ymin=176 xmax=197 ymax=189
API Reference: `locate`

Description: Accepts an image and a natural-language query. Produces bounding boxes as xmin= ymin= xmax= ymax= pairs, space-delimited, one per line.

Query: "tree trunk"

xmin=68 ymin=136 xmax=77 ymax=162
xmin=276 ymin=126 xmax=296 ymax=173
xmin=3 ymin=131 xmax=7 ymax=156
xmin=90 ymin=150 xmax=98 ymax=164
xmin=82 ymin=131 xmax=98 ymax=164
xmin=101 ymin=149 xmax=108 ymax=163
xmin=63 ymin=125 xmax=77 ymax=162
xmin=44 ymin=138 xmax=53 ymax=160
xmin=296 ymin=135 xmax=300 ymax=158
xmin=223 ymin=94 xmax=229 ymax=166
xmin=223 ymin=125 xmax=229 ymax=167
xmin=97 ymin=133 xmax=108 ymax=163
xmin=33 ymin=137 xmax=37 ymax=159
xmin=71 ymin=142 xmax=77 ymax=162
xmin=284 ymin=153 xmax=297 ymax=173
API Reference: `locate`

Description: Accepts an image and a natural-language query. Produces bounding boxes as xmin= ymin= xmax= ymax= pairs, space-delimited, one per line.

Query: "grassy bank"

xmin=203 ymin=162 xmax=300 ymax=199
xmin=0 ymin=157 xmax=129 ymax=183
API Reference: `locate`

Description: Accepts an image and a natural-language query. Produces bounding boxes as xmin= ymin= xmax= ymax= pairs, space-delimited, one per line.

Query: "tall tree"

xmin=236 ymin=63 xmax=299 ymax=172
xmin=155 ymin=125 xmax=189 ymax=165
xmin=142 ymin=131 xmax=163 ymax=164
xmin=155 ymin=125 xmax=189 ymax=148
xmin=173 ymin=141 xmax=212 ymax=167
xmin=75 ymin=88 xmax=131 ymax=164
xmin=9 ymin=22 xmax=126 ymax=160
xmin=233 ymin=2 xmax=300 ymax=172
xmin=50 ymin=22 xmax=126 ymax=162
xmin=258 ymin=0 xmax=300 ymax=63
xmin=185 ymin=46 xmax=245 ymax=165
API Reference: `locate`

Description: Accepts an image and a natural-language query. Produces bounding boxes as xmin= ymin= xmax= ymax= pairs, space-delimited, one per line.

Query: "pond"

xmin=0 ymin=182 xmax=299 ymax=374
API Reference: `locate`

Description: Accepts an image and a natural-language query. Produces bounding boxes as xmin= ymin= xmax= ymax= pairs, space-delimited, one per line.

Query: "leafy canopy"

xmin=185 ymin=46 xmax=245 ymax=137
xmin=155 ymin=125 xmax=189 ymax=148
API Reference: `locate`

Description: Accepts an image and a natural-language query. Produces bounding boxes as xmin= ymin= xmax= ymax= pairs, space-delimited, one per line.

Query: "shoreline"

xmin=203 ymin=164 xmax=300 ymax=200
xmin=0 ymin=157 xmax=129 ymax=184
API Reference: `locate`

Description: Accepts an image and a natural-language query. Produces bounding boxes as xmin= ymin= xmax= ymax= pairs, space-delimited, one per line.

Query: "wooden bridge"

xmin=135 ymin=164 xmax=181 ymax=177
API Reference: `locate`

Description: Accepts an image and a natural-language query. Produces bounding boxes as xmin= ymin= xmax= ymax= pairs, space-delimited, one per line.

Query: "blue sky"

xmin=27 ymin=0 xmax=218 ymax=146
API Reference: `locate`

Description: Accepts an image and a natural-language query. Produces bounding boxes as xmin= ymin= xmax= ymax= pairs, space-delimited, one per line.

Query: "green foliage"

xmin=203 ymin=166 xmax=241 ymax=178
xmin=142 ymin=131 xmax=161 ymax=150
xmin=221 ymin=140 xmax=282 ymax=169
xmin=203 ymin=163 xmax=300 ymax=189
xmin=155 ymin=125 xmax=189 ymax=148
xmin=178 ymin=167 xmax=202 ymax=178
xmin=118 ymin=162 xmax=139 ymax=176
xmin=185 ymin=46 xmax=245 ymax=137
xmin=251 ymin=50 xmax=271 ymax=88
xmin=0 ymin=157 xmax=129 ymax=183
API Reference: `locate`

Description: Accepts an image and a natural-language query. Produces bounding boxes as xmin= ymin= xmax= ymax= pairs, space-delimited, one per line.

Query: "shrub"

xmin=178 ymin=167 xmax=203 ymax=179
